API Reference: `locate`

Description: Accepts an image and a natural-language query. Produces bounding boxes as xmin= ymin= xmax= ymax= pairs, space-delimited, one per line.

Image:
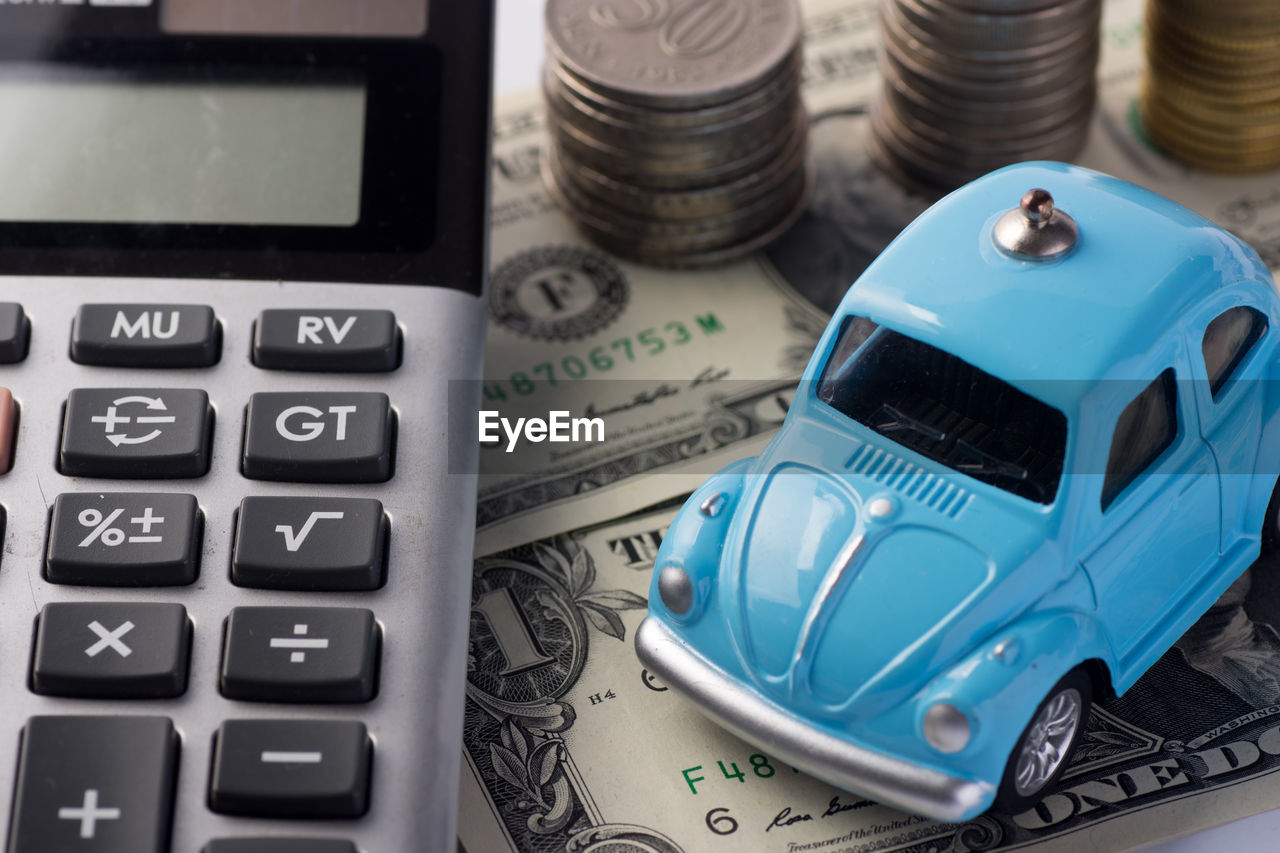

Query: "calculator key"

xmin=242 ymin=392 xmax=394 ymax=483
xmin=220 ymin=607 xmax=379 ymax=703
xmin=45 ymin=493 xmax=201 ymax=586
xmin=208 ymin=720 xmax=371 ymax=818
xmin=59 ymin=388 xmax=213 ymax=478
xmin=203 ymin=840 xmax=357 ymax=853
xmin=0 ymin=387 xmax=15 ymax=475
xmin=7 ymin=716 xmax=178 ymax=853
xmin=0 ymin=302 xmax=29 ymax=363
xmin=71 ymin=304 xmax=221 ymax=367
xmin=232 ymin=497 xmax=387 ymax=591
xmin=253 ymin=309 xmax=400 ymax=372
xmin=31 ymin=602 xmax=191 ymax=699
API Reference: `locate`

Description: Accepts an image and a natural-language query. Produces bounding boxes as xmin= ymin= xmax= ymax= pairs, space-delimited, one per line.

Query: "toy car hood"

xmin=708 ymin=424 xmax=1055 ymax=722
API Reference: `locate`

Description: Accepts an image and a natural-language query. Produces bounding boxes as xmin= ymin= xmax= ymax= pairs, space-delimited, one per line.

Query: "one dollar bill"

xmin=460 ymin=506 xmax=1280 ymax=853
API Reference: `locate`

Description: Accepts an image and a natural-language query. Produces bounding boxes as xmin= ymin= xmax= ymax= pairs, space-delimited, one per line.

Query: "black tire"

xmin=1262 ymin=476 xmax=1280 ymax=555
xmin=994 ymin=668 xmax=1092 ymax=814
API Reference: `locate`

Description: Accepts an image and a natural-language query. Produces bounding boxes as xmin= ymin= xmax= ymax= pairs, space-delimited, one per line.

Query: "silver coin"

xmin=545 ymin=0 xmax=802 ymax=109
xmin=882 ymin=41 xmax=1097 ymax=105
xmin=543 ymin=62 xmax=801 ymax=144
xmin=872 ymin=0 xmax=1101 ymax=192
xmin=553 ymin=118 xmax=809 ymax=220
xmin=549 ymin=105 xmax=801 ymax=185
xmin=547 ymin=47 xmax=804 ymax=131
xmin=552 ymin=165 xmax=813 ymax=268
xmin=900 ymin=0 xmax=1099 ymax=50
xmin=546 ymin=133 xmax=810 ymax=245
xmin=881 ymin=79 xmax=1095 ymax=144
xmin=882 ymin=59 xmax=1097 ymax=125
xmin=545 ymin=73 xmax=802 ymax=155
xmin=882 ymin=0 xmax=1100 ymax=71
xmin=545 ymin=165 xmax=809 ymax=261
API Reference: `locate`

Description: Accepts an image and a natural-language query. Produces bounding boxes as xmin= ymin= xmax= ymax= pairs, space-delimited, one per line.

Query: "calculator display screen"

xmin=0 ymin=68 xmax=367 ymax=227
xmin=0 ymin=1 xmax=491 ymax=293
xmin=163 ymin=0 xmax=428 ymax=37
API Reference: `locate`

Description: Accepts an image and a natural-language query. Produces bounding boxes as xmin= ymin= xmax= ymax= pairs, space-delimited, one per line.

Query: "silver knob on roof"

xmin=993 ymin=188 xmax=1079 ymax=262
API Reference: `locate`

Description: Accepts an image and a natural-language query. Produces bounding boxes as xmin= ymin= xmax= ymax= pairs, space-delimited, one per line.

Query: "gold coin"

xmin=1142 ymin=0 xmax=1280 ymax=172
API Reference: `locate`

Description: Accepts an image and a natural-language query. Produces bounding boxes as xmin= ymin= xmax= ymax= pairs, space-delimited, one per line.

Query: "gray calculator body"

xmin=0 ymin=3 xmax=493 ymax=852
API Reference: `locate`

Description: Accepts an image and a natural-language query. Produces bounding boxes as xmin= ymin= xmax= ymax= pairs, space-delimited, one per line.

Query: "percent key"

xmin=45 ymin=493 xmax=202 ymax=586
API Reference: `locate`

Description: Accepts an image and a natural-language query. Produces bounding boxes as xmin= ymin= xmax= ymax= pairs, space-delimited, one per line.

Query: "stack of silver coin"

xmin=542 ymin=0 xmax=810 ymax=268
xmin=870 ymin=0 xmax=1102 ymax=193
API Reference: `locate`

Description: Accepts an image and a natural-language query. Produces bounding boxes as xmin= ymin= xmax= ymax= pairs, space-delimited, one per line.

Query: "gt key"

xmin=242 ymin=392 xmax=394 ymax=483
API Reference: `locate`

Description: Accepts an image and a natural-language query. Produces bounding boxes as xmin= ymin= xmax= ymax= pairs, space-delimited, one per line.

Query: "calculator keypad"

xmin=219 ymin=607 xmax=380 ymax=703
xmin=242 ymin=392 xmax=394 ymax=483
xmin=31 ymin=603 xmax=192 ymax=699
xmin=231 ymin=497 xmax=387 ymax=591
xmin=7 ymin=716 xmax=178 ymax=853
xmin=59 ymin=388 xmax=214 ymax=478
xmin=1 ymin=297 xmax=446 ymax=849
xmin=71 ymin=304 xmax=221 ymax=368
xmin=45 ymin=493 xmax=202 ymax=586
xmin=208 ymin=720 xmax=372 ymax=819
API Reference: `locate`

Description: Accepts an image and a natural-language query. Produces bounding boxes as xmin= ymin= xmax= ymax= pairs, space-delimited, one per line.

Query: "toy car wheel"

xmin=1262 ymin=478 xmax=1280 ymax=554
xmin=995 ymin=669 xmax=1092 ymax=813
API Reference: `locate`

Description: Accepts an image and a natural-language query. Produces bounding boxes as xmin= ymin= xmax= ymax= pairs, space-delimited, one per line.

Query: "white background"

xmin=492 ymin=2 xmax=1280 ymax=850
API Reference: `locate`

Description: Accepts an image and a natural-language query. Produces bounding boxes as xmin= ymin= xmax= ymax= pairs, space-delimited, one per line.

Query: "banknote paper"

xmin=478 ymin=91 xmax=830 ymax=557
xmin=460 ymin=506 xmax=1280 ymax=853
xmin=464 ymin=0 xmax=1280 ymax=848
xmin=477 ymin=0 xmax=1280 ymax=559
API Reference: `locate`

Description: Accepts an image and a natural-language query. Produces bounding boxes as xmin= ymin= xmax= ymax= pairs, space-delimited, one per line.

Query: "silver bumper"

xmin=634 ymin=616 xmax=995 ymax=823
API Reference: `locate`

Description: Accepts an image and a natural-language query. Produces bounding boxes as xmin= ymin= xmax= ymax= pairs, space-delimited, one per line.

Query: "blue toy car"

xmin=635 ymin=162 xmax=1280 ymax=821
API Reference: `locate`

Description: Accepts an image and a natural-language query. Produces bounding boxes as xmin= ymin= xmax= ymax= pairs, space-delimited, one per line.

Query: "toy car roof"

xmin=837 ymin=162 xmax=1272 ymax=415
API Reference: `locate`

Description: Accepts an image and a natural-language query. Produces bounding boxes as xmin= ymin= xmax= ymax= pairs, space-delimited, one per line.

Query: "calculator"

xmin=0 ymin=2 xmax=493 ymax=852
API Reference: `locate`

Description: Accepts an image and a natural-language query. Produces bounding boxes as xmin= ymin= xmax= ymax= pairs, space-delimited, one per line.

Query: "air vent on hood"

xmin=845 ymin=444 xmax=971 ymax=518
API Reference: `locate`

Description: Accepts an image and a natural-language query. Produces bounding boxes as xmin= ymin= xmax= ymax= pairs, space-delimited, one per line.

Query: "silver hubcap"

xmin=1013 ymin=687 xmax=1082 ymax=797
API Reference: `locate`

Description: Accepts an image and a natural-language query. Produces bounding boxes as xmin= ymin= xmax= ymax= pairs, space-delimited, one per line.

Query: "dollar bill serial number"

xmin=484 ymin=313 xmax=725 ymax=402
xmin=682 ymin=753 xmax=797 ymax=795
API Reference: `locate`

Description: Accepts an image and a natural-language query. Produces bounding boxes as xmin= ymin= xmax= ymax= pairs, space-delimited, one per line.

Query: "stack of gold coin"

xmin=1142 ymin=0 xmax=1280 ymax=173
xmin=870 ymin=0 xmax=1102 ymax=193
xmin=542 ymin=0 xmax=810 ymax=268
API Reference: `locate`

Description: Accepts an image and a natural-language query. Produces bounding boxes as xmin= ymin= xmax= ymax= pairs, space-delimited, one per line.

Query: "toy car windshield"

xmin=816 ymin=315 xmax=1067 ymax=503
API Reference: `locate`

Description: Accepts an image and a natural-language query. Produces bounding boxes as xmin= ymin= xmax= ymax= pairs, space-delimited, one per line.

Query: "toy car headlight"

xmin=658 ymin=565 xmax=695 ymax=615
xmin=923 ymin=702 xmax=972 ymax=754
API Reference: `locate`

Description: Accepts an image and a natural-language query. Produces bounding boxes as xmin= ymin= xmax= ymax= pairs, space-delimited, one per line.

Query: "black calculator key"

xmin=45 ymin=493 xmax=201 ymax=586
xmin=7 ymin=716 xmax=178 ymax=853
xmin=71 ymin=304 xmax=221 ymax=367
xmin=208 ymin=720 xmax=371 ymax=818
xmin=0 ymin=302 xmax=29 ymax=363
xmin=232 ymin=497 xmax=387 ymax=591
xmin=242 ymin=392 xmax=394 ymax=483
xmin=31 ymin=603 xmax=191 ymax=699
xmin=253 ymin=309 xmax=400 ymax=372
xmin=220 ymin=607 xmax=379 ymax=703
xmin=1 ymin=387 xmax=14 ymax=475
xmin=203 ymin=841 xmax=357 ymax=853
xmin=59 ymin=388 xmax=213 ymax=478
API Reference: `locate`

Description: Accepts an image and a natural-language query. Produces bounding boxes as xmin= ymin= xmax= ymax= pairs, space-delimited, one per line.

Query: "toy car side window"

xmin=819 ymin=315 xmax=880 ymax=383
xmin=1201 ymin=306 xmax=1268 ymax=399
xmin=1101 ymin=368 xmax=1178 ymax=511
